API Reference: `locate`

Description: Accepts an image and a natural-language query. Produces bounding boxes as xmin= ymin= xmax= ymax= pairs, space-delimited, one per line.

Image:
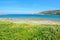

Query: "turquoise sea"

xmin=0 ymin=14 xmax=60 ymax=20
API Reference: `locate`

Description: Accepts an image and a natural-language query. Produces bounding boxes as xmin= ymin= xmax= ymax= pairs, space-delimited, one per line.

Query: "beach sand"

xmin=0 ymin=18 xmax=60 ymax=25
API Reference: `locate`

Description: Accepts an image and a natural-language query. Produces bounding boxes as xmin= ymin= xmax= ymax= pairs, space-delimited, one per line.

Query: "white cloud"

xmin=0 ymin=10 xmax=37 ymax=14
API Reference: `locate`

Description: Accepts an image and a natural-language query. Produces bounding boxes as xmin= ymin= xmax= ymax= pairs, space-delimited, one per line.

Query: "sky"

xmin=0 ymin=0 xmax=60 ymax=14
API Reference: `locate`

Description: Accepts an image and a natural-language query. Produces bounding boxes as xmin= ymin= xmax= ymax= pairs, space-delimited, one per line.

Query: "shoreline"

xmin=0 ymin=18 xmax=60 ymax=25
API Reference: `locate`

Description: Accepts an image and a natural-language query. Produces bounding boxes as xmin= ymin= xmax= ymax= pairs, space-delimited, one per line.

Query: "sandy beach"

xmin=0 ymin=18 xmax=60 ymax=25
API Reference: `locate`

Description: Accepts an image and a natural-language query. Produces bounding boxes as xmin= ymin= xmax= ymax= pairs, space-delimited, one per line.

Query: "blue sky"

xmin=0 ymin=0 xmax=60 ymax=14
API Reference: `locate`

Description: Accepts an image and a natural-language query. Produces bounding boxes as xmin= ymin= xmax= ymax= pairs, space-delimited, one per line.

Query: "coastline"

xmin=0 ymin=18 xmax=60 ymax=25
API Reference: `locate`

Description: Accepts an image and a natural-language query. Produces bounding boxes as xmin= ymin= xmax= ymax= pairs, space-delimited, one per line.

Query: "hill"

xmin=38 ymin=10 xmax=60 ymax=15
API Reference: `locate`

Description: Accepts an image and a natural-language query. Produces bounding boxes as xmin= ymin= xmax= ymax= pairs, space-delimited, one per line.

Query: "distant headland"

xmin=38 ymin=10 xmax=60 ymax=15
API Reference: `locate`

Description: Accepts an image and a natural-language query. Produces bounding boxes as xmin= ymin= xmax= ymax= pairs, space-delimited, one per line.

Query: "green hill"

xmin=38 ymin=10 xmax=60 ymax=15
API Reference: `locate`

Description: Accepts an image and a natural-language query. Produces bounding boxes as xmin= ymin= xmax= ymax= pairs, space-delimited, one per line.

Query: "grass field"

xmin=0 ymin=21 xmax=60 ymax=40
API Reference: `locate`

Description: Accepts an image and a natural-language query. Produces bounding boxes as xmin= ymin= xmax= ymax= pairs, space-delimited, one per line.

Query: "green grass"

xmin=0 ymin=21 xmax=60 ymax=40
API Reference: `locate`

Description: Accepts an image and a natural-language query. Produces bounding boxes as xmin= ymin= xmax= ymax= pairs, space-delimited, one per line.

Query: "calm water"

xmin=0 ymin=14 xmax=60 ymax=20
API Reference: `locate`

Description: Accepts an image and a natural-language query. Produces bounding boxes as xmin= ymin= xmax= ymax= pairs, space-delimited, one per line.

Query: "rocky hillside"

xmin=38 ymin=10 xmax=60 ymax=15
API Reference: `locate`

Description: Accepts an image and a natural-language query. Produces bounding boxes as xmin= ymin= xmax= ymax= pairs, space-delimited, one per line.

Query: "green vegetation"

xmin=0 ymin=21 xmax=60 ymax=40
xmin=39 ymin=10 xmax=60 ymax=15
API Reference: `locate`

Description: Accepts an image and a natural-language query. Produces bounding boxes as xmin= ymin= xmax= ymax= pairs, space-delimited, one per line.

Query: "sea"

xmin=0 ymin=14 xmax=60 ymax=20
